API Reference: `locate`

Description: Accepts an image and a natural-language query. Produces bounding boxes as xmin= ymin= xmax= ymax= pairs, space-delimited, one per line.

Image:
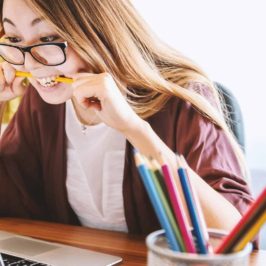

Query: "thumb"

xmin=2 ymin=62 xmax=16 ymax=85
xmin=12 ymin=77 xmax=29 ymax=96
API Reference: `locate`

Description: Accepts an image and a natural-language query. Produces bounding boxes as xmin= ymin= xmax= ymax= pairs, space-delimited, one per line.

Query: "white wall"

xmin=133 ymin=0 xmax=266 ymax=172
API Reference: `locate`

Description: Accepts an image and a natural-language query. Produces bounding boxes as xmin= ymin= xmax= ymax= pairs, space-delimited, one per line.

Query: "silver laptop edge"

xmin=0 ymin=230 xmax=122 ymax=266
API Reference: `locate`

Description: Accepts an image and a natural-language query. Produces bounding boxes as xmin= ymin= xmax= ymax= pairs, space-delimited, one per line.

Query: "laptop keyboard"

xmin=0 ymin=252 xmax=50 ymax=266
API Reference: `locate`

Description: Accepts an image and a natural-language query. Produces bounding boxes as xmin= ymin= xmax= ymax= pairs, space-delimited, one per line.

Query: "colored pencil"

xmin=133 ymin=150 xmax=181 ymax=251
xmin=227 ymin=201 xmax=265 ymax=252
xmin=15 ymin=71 xmax=73 ymax=84
xmin=215 ymin=188 xmax=266 ymax=254
xmin=159 ymin=157 xmax=196 ymax=253
xmin=233 ymin=210 xmax=266 ymax=252
xmin=147 ymin=158 xmax=186 ymax=252
xmin=176 ymin=155 xmax=208 ymax=254
xmin=180 ymin=156 xmax=212 ymax=253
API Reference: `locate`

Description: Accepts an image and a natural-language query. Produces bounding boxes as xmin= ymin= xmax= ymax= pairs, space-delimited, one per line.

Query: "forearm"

xmin=187 ymin=168 xmax=241 ymax=230
xmin=123 ymin=119 xmax=241 ymax=231
xmin=123 ymin=118 xmax=178 ymax=167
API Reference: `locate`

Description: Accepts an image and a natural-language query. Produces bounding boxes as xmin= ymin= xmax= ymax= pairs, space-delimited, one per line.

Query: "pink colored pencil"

xmin=161 ymin=161 xmax=196 ymax=253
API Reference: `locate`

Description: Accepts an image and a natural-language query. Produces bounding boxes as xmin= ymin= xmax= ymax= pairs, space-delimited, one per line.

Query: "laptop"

xmin=0 ymin=230 xmax=122 ymax=266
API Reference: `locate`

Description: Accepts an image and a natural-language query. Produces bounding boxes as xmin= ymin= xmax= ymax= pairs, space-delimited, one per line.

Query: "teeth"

xmin=36 ymin=76 xmax=58 ymax=87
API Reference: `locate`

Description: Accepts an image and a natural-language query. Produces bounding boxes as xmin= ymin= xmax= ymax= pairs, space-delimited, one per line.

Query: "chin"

xmin=39 ymin=96 xmax=70 ymax=105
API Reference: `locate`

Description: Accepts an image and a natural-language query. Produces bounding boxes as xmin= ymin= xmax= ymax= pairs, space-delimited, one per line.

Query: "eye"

xmin=4 ymin=36 xmax=21 ymax=43
xmin=40 ymin=35 xmax=60 ymax=42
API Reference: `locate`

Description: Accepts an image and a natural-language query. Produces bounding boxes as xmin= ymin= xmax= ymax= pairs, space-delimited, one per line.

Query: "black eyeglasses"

xmin=0 ymin=41 xmax=68 ymax=66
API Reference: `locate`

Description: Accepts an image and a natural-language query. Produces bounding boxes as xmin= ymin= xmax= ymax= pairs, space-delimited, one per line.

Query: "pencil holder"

xmin=146 ymin=229 xmax=252 ymax=266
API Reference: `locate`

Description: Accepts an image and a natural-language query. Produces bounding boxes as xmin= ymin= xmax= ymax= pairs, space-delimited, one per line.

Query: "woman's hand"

xmin=0 ymin=62 xmax=27 ymax=102
xmin=71 ymin=72 xmax=144 ymax=133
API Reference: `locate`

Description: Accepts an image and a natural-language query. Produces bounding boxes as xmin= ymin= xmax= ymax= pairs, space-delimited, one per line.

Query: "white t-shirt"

xmin=65 ymin=100 xmax=128 ymax=232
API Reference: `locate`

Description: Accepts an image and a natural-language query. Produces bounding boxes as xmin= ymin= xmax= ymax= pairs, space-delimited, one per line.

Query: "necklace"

xmin=70 ymin=98 xmax=100 ymax=135
xmin=81 ymin=124 xmax=88 ymax=135
xmin=80 ymin=112 xmax=100 ymax=135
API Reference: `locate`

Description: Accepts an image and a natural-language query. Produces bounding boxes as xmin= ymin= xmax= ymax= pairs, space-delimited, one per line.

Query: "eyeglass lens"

xmin=0 ymin=44 xmax=65 ymax=65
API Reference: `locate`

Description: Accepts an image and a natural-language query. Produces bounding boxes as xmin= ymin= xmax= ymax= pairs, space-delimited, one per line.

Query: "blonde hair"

xmin=0 ymin=0 xmax=248 ymax=178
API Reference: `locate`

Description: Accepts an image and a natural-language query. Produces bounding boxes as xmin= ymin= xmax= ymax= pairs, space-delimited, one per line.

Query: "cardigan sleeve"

xmin=176 ymin=99 xmax=254 ymax=216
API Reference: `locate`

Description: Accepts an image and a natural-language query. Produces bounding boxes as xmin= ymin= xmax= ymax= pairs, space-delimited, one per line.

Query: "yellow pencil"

xmin=15 ymin=71 xmax=73 ymax=84
xmin=233 ymin=211 xmax=266 ymax=252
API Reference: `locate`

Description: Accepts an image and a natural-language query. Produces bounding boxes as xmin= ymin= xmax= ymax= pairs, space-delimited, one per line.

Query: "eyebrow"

xmin=2 ymin=17 xmax=43 ymax=27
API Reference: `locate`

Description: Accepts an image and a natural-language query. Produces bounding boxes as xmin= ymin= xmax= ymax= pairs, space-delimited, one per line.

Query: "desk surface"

xmin=0 ymin=218 xmax=265 ymax=266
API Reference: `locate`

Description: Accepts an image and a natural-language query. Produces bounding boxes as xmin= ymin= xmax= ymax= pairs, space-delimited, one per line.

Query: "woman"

xmin=0 ymin=0 xmax=254 ymax=236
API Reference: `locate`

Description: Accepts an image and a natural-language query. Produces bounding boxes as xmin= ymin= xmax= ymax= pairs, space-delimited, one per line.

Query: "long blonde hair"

xmin=0 ymin=0 xmax=247 ymax=178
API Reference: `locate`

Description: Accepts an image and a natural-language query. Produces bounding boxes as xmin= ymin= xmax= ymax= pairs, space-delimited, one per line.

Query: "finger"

xmin=74 ymin=91 xmax=101 ymax=108
xmin=71 ymin=73 xmax=103 ymax=94
xmin=12 ymin=77 xmax=28 ymax=96
xmin=71 ymin=73 xmax=116 ymax=110
xmin=72 ymin=81 xmax=102 ymax=102
xmin=0 ymin=86 xmax=15 ymax=101
xmin=70 ymin=76 xmax=100 ymax=90
xmin=70 ymin=72 xmax=111 ymax=89
xmin=73 ymin=82 xmax=102 ymax=111
xmin=69 ymin=72 xmax=96 ymax=81
xmin=71 ymin=73 xmax=113 ymax=97
xmin=2 ymin=61 xmax=16 ymax=85
xmin=80 ymin=98 xmax=102 ymax=111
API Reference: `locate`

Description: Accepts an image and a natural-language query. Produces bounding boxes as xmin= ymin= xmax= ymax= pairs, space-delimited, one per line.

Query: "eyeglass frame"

xmin=0 ymin=41 xmax=68 ymax=66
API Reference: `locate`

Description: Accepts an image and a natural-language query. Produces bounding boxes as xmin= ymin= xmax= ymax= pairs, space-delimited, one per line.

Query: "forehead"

xmin=2 ymin=0 xmax=52 ymax=33
xmin=3 ymin=0 xmax=38 ymax=22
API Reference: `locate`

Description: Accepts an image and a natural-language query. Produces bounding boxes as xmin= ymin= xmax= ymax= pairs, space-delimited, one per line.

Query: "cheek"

xmin=55 ymin=48 xmax=88 ymax=75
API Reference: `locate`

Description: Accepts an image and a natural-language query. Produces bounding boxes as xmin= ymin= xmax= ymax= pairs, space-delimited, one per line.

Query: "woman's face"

xmin=2 ymin=0 xmax=88 ymax=104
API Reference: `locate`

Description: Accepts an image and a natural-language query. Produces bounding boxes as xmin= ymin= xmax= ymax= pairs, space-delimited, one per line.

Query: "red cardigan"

xmin=0 ymin=87 xmax=254 ymax=235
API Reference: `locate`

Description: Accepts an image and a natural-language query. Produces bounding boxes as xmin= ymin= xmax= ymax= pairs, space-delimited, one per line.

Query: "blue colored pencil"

xmin=180 ymin=156 xmax=212 ymax=253
xmin=176 ymin=155 xmax=208 ymax=254
xmin=134 ymin=150 xmax=181 ymax=251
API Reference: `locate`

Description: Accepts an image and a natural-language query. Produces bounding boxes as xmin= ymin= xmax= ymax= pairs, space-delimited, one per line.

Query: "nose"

xmin=24 ymin=52 xmax=42 ymax=71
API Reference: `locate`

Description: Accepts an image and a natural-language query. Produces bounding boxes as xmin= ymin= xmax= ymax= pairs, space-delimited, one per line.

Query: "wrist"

xmin=121 ymin=115 xmax=149 ymax=137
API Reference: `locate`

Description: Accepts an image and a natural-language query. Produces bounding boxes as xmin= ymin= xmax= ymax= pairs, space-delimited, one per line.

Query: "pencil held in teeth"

xmin=16 ymin=71 xmax=101 ymax=106
xmin=15 ymin=71 xmax=73 ymax=84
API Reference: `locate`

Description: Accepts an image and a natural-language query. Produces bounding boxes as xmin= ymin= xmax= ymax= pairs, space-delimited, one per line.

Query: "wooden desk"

xmin=0 ymin=218 xmax=265 ymax=266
